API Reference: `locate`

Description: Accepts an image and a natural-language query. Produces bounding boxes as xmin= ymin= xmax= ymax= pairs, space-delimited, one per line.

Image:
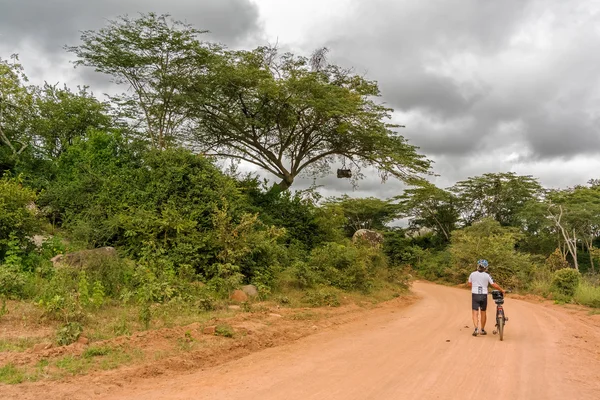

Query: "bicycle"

xmin=491 ymin=290 xmax=509 ymax=341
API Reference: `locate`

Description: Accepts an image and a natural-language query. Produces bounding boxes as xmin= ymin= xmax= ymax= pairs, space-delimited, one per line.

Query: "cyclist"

xmin=468 ymin=259 xmax=505 ymax=336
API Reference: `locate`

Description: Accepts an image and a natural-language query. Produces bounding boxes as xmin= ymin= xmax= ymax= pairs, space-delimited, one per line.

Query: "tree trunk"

xmin=272 ymin=175 xmax=294 ymax=192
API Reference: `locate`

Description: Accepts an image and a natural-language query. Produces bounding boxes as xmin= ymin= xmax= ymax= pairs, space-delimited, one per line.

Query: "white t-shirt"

xmin=468 ymin=271 xmax=494 ymax=294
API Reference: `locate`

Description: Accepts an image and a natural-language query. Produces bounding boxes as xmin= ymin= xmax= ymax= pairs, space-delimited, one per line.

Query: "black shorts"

xmin=472 ymin=294 xmax=488 ymax=311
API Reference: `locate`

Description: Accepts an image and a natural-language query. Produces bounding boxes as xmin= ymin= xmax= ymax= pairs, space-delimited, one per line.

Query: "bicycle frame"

xmin=491 ymin=290 xmax=508 ymax=340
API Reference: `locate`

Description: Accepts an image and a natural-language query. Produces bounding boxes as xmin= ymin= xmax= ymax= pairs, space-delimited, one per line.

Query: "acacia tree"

xmin=324 ymin=195 xmax=401 ymax=236
xmin=186 ymin=47 xmax=431 ymax=190
xmin=395 ymin=184 xmax=459 ymax=241
xmin=451 ymin=172 xmax=543 ymax=227
xmin=67 ymin=13 xmax=215 ymax=149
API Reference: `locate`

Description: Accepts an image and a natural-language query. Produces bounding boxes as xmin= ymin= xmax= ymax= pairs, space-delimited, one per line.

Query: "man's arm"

xmin=491 ymin=282 xmax=505 ymax=294
xmin=468 ymin=273 xmax=473 ymax=288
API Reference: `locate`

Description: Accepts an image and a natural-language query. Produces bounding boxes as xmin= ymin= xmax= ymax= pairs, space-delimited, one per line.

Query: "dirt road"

xmin=93 ymin=282 xmax=600 ymax=400
xmin=3 ymin=282 xmax=600 ymax=399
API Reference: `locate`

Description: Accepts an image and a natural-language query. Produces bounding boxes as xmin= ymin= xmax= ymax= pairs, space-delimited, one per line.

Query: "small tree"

xmin=67 ymin=13 xmax=215 ymax=149
xmin=32 ymin=84 xmax=113 ymax=158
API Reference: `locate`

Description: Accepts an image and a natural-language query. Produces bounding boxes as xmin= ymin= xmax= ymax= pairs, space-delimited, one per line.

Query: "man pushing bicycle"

xmin=468 ymin=259 xmax=505 ymax=336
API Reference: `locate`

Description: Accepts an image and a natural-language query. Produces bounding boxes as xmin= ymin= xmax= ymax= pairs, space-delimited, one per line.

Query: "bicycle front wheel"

xmin=498 ymin=315 xmax=505 ymax=341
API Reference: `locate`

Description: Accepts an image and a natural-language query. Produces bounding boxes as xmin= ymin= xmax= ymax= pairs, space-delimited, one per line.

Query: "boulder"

xmin=230 ymin=290 xmax=248 ymax=303
xmin=352 ymin=229 xmax=384 ymax=247
xmin=242 ymin=284 xmax=258 ymax=298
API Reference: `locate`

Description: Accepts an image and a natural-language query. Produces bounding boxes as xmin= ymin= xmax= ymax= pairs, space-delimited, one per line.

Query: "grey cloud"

xmin=317 ymin=0 xmax=600 ymax=164
xmin=0 ymin=0 xmax=260 ymax=54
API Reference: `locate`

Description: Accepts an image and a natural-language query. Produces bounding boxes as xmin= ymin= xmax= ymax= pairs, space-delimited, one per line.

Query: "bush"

xmin=303 ymin=287 xmax=341 ymax=307
xmin=56 ymin=322 xmax=83 ymax=346
xmin=40 ymin=133 xmax=247 ymax=274
xmin=0 ymin=176 xmax=39 ymax=262
xmin=306 ymin=242 xmax=388 ymax=292
xmin=551 ymin=268 xmax=581 ymax=298
xmin=449 ymin=218 xmax=533 ymax=288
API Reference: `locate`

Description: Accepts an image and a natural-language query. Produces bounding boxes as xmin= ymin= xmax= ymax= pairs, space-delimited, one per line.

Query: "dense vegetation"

xmin=1 ymin=13 xmax=599 ymax=348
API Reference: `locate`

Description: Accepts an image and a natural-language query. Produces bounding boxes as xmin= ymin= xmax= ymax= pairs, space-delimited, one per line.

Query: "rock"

xmin=77 ymin=336 xmax=89 ymax=345
xmin=33 ymin=343 xmax=49 ymax=352
xmin=352 ymin=229 xmax=384 ymax=247
xmin=228 ymin=305 xmax=241 ymax=311
xmin=230 ymin=290 xmax=248 ymax=303
xmin=203 ymin=326 xmax=216 ymax=335
xmin=242 ymin=284 xmax=258 ymax=298
xmin=31 ymin=235 xmax=47 ymax=248
xmin=269 ymin=313 xmax=283 ymax=318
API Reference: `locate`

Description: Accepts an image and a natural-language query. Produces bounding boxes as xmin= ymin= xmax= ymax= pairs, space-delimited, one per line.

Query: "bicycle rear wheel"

xmin=497 ymin=315 xmax=505 ymax=341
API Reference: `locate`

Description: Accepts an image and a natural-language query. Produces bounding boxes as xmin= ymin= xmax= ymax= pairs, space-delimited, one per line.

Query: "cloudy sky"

xmin=1 ymin=0 xmax=600 ymax=198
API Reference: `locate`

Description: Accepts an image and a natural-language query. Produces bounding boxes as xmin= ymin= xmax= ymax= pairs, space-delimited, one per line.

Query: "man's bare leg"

xmin=481 ymin=310 xmax=487 ymax=331
xmin=472 ymin=310 xmax=479 ymax=330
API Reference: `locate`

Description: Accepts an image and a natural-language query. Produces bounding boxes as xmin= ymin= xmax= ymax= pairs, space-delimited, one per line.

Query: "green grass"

xmin=0 ymin=364 xmax=26 ymax=384
xmin=83 ymin=345 xmax=113 ymax=358
xmin=53 ymin=346 xmax=144 ymax=378
xmin=0 ymin=337 xmax=39 ymax=352
xmin=215 ymin=324 xmax=235 ymax=338
xmin=574 ymin=280 xmax=600 ymax=308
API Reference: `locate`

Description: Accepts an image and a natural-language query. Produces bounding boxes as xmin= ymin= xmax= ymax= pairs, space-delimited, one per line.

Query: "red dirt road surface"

xmin=5 ymin=282 xmax=600 ymax=399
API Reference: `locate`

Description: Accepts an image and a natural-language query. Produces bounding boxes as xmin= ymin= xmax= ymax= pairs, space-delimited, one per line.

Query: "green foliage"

xmin=33 ymin=83 xmax=113 ymax=159
xmin=0 ymin=55 xmax=35 ymax=169
xmin=574 ymin=278 xmax=600 ymax=308
xmin=241 ymin=177 xmax=343 ymax=250
xmin=42 ymin=133 xmax=246 ymax=274
xmin=396 ymin=183 xmax=459 ymax=242
xmin=306 ymin=242 xmax=388 ymax=292
xmin=83 ymin=346 xmax=112 ymax=358
xmin=449 ymin=218 xmax=533 ymax=288
xmin=0 ymin=175 xmax=38 ymax=261
xmin=303 ymin=287 xmax=341 ymax=307
xmin=324 ymin=195 xmax=400 ymax=236
xmin=0 ymin=363 xmax=26 ymax=384
xmin=56 ymin=322 xmax=83 ymax=346
xmin=67 ymin=13 xmax=214 ymax=149
xmin=413 ymin=250 xmax=452 ymax=281
xmin=451 ymin=172 xmax=542 ymax=227
xmin=551 ymin=268 xmax=581 ymax=299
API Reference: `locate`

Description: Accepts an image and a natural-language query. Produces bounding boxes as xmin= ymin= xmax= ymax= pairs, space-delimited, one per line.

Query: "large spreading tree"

xmin=186 ymin=46 xmax=431 ymax=190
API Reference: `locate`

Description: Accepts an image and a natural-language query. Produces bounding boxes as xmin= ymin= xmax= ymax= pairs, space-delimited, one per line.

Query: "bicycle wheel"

xmin=497 ymin=315 xmax=505 ymax=341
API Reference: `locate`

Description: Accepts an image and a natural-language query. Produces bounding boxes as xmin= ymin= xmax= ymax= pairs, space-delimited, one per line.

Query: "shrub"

xmin=449 ymin=218 xmax=533 ymax=288
xmin=307 ymin=242 xmax=387 ymax=292
xmin=303 ymin=287 xmax=341 ymax=307
xmin=215 ymin=324 xmax=234 ymax=338
xmin=551 ymin=268 xmax=581 ymax=298
xmin=0 ymin=176 xmax=39 ymax=262
xmin=56 ymin=322 xmax=83 ymax=346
